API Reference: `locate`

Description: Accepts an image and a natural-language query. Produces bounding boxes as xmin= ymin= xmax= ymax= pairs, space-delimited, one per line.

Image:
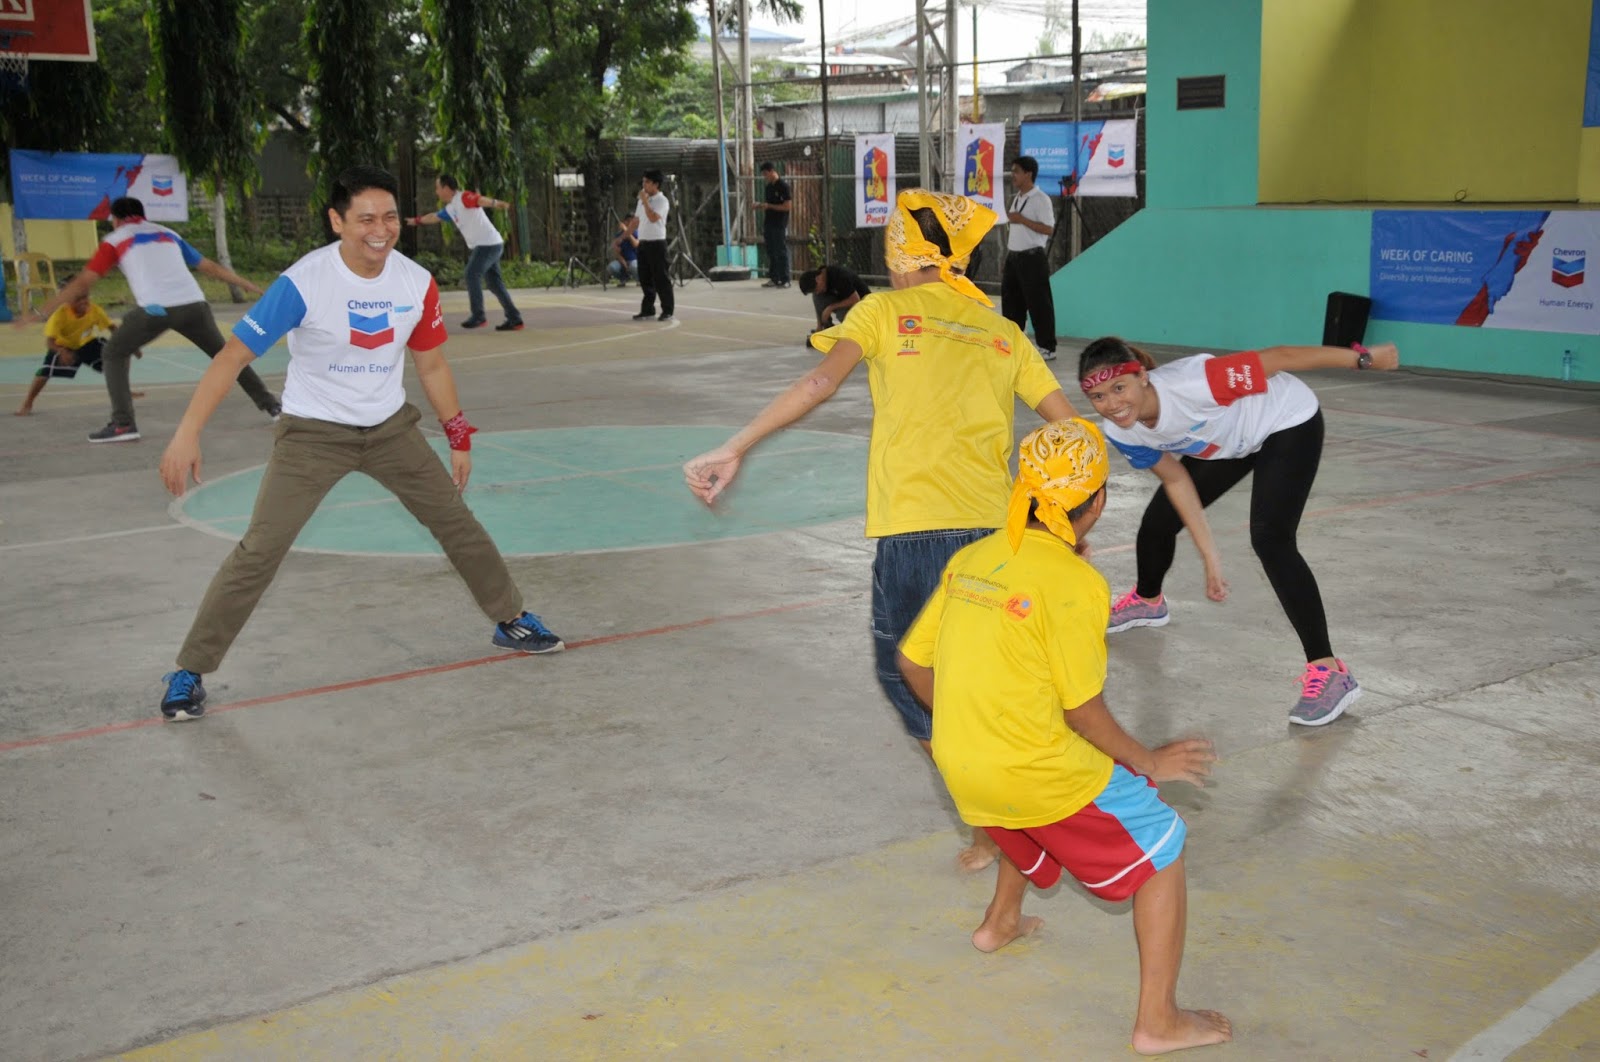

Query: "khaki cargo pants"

xmin=177 ymin=403 xmax=523 ymax=674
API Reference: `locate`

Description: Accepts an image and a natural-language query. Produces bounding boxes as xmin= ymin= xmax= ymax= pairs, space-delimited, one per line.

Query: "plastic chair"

xmin=14 ymin=252 xmax=57 ymax=313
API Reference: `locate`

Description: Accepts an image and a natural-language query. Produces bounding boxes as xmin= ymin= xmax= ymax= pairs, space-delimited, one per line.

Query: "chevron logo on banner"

xmin=1552 ymin=251 xmax=1585 ymax=289
xmin=348 ymin=310 xmax=395 ymax=349
xmin=1107 ymin=146 xmax=1126 ymax=168
xmin=151 ymin=176 xmax=175 ymax=197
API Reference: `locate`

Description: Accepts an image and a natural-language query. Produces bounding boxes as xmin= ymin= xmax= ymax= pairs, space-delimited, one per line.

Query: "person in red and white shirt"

xmin=22 ymin=196 xmax=280 ymax=443
xmin=1078 ymin=336 xmax=1401 ymax=727
xmin=405 ymin=174 xmax=523 ymax=331
xmin=150 ymin=165 xmax=562 ymax=724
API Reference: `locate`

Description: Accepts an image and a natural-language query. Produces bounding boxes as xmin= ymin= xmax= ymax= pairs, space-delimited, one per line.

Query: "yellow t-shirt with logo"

xmin=44 ymin=303 xmax=113 ymax=351
xmin=811 ymin=284 xmax=1062 ymax=537
xmin=900 ymin=527 xmax=1114 ymax=828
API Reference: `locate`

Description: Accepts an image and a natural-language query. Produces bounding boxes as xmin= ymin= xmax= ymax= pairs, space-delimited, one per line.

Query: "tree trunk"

xmin=211 ymin=177 xmax=243 ymax=303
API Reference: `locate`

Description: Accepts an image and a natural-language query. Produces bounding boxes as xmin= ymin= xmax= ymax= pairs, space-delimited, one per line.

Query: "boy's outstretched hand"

xmin=1147 ymin=738 xmax=1217 ymax=787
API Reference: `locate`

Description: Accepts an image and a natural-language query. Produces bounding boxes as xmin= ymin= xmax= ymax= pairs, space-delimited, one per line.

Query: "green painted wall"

xmin=1052 ymin=206 xmax=1600 ymax=382
xmin=1147 ymin=0 xmax=1262 ymax=208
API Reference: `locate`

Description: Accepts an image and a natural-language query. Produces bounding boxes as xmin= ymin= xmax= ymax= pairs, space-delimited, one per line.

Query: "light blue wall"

xmin=1147 ymin=0 xmax=1262 ymax=207
xmin=1053 ymin=206 xmax=1600 ymax=381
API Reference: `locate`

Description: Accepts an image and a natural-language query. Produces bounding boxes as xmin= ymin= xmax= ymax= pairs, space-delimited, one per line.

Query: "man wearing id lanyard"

xmin=1002 ymin=156 xmax=1058 ymax=362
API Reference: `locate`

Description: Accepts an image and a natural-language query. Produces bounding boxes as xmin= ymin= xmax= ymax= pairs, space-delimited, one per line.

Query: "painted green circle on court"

xmin=177 ymin=426 xmax=868 ymax=557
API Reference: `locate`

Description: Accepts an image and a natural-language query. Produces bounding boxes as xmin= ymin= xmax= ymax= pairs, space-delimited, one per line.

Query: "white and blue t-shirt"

xmin=436 ymin=190 xmax=503 ymax=250
xmin=86 ymin=220 xmax=206 ymax=308
xmin=1101 ymin=353 xmax=1320 ymax=469
xmin=234 ymin=244 xmax=447 ymax=427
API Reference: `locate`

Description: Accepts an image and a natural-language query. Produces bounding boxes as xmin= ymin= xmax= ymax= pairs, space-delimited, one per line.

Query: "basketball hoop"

xmin=0 ymin=30 xmax=31 ymax=94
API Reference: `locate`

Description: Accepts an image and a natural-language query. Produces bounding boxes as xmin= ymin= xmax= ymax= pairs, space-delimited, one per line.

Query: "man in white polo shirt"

xmin=23 ymin=196 xmax=281 ymax=442
xmin=1001 ymin=155 xmax=1058 ymax=362
xmin=153 ymin=165 xmax=563 ymax=722
xmin=407 ymin=174 xmax=524 ymax=332
xmin=624 ymin=169 xmax=674 ymax=322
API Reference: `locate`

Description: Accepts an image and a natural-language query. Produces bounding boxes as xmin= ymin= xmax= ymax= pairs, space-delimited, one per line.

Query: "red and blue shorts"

xmin=984 ymin=764 xmax=1186 ymax=903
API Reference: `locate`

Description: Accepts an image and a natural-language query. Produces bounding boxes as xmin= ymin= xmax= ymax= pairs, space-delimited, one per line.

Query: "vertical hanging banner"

xmin=9 ymin=151 xmax=190 ymax=221
xmin=1019 ymin=119 xmax=1137 ymax=197
xmin=955 ymin=123 xmax=1006 ymax=212
xmin=1370 ymin=210 xmax=1600 ymax=334
xmin=854 ymin=133 xmax=895 ymax=228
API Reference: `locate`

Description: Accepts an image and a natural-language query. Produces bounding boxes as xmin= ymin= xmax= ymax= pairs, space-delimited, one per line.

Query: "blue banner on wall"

xmin=9 ymin=150 xmax=189 ymax=221
xmin=1587 ymin=0 xmax=1600 ymax=126
xmin=1371 ymin=210 xmax=1600 ymax=334
xmin=1019 ymin=119 xmax=1137 ymax=197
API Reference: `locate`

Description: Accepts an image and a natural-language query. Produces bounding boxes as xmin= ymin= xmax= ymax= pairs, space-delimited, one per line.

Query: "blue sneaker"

xmin=160 ymin=670 xmax=207 ymax=721
xmin=493 ymin=611 xmax=564 ymax=654
xmin=1107 ymin=589 xmax=1170 ymax=633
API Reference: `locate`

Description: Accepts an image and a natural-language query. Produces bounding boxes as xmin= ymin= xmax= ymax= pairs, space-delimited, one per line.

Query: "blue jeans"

xmin=464 ymin=244 xmax=521 ymax=324
xmin=870 ymin=528 xmax=994 ymax=740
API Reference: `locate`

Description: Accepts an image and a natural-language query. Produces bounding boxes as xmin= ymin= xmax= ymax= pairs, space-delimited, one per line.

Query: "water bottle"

xmin=1562 ymin=349 xmax=1574 ymax=382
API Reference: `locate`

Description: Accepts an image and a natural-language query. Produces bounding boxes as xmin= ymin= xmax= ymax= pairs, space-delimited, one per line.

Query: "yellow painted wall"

xmin=0 ymin=206 xmax=101 ymax=261
xmin=1580 ymin=129 xmax=1600 ymax=203
xmin=1259 ymin=0 xmax=1367 ymax=202
xmin=1260 ymin=0 xmax=1592 ymax=203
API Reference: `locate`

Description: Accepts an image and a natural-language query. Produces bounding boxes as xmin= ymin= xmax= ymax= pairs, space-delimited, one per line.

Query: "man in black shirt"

xmin=756 ymin=161 xmax=793 ymax=288
xmin=799 ymin=263 xmax=871 ymax=332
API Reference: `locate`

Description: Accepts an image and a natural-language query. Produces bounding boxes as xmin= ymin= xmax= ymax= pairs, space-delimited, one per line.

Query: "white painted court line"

xmin=1450 ymin=946 xmax=1600 ymax=1060
xmin=0 ymin=523 xmax=182 ymax=552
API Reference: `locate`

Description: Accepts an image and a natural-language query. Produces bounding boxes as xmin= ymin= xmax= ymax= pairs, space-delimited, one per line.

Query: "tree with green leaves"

xmin=304 ymin=0 xmax=391 ymax=216
xmin=423 ymin=0 xmax=513 ymax=193
xmin=148 ymin=0 xmax=259 ymax=299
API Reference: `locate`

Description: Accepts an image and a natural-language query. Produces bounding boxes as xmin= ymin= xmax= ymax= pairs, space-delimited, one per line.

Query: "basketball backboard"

xmin=0 ymin=0 xmax=96 ymax=62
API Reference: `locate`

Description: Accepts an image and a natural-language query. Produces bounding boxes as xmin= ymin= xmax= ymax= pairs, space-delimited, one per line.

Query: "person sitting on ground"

xmin=15 ymin=286 xmax=143 ymax=415
xmin=608 ymin=228 xmax=639 ymax=287
xmin=798 ymin=262 xmax=870 ymax=333
xmin=897 ymin=417 xmax=1231 ymax=1056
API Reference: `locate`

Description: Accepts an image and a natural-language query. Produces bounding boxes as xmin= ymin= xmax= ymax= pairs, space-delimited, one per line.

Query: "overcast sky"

xmin=779 ymin=0 xmax=1146 ymax=66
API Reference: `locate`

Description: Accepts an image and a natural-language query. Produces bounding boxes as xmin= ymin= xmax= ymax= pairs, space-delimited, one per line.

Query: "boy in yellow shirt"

xmin=898 ymin=419 xmax=1231 ymax=1056
xmin=16 ymin=289 xmax=141 ymax=415
xmin=683 ymin=190 xmax=1080 ymax=872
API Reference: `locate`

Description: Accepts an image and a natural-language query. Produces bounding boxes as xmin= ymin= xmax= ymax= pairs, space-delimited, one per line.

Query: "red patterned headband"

xmin=1079 ymin=360 xmax=1144 ymax=393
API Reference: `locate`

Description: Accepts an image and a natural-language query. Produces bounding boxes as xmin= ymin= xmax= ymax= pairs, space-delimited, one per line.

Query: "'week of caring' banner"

xmin=1018 ymin=119 xmax=1136 ymax=197
xmin=10 ymin=150 xmax=190 ymax=222
xmin=854 ymin=134 xmax=895 ymax=228
xmin=1370 ymin=210 xmax=1600 ymax=335
xmin=955 ymin=123 xmax=1006 ymax=213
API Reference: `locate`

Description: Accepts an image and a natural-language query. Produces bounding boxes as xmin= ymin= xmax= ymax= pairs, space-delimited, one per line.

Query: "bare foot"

xmin=971 ymin=913 xmax=1043 ymax=953
xmin=131 ymin=390 xmax=146 ymax=398
xmin=13 ymin=407 xmax=32 ymax=416
xmin=957 ymin=830 xmax=998 ymax=873
xmin=1132 ymin=1009 xmax=1232 ymax=1055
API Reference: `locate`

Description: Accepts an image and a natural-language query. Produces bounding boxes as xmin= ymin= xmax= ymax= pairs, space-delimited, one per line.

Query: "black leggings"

xmin=1134 ymin=411 xmax=1332 ymax=662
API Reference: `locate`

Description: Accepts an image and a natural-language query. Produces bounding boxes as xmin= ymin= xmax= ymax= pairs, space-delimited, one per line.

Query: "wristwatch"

xmin=1351 ymin=343 xmax=1373 ymax=370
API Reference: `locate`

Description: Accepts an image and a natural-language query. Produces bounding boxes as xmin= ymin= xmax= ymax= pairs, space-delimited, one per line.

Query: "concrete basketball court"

xmin=1 ymin=279 xmax=1597 ymax=1061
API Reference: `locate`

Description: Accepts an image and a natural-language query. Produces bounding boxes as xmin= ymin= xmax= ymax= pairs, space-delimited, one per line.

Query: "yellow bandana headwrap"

xmin=885 ymin=189 xmax=995 ymax=305
xmin=1005 ymin=418 xmax=1110 ymax=551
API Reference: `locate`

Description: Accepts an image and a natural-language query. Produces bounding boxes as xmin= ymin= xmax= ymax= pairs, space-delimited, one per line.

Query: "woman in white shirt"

xmin=1077 ymin=335 xmax=1399 ymax=726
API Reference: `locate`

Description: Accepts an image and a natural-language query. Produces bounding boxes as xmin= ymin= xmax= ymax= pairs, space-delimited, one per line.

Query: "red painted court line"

xmin=0 ymin=596 xmax=854 ymax=755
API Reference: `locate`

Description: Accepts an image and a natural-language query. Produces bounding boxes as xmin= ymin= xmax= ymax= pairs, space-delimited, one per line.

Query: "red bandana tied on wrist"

xmin=1079 ymin=360 xmax=1143 ymax=393
xmin=442 ymin=412 xmax=477 ymax=452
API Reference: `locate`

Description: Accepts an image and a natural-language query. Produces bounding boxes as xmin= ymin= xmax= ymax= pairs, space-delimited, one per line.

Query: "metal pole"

xmin=709 ymin=0 xmax=733 ymax=256
xmin=944 ymin=0 xmax=957 ymax=190
xmin=916 ymin=0 xmax=930 ymax=187
xmin=737 ymin=0 xmax=754 ymax=245
xmin=1070 ymin=0 xmax=1081 ymax=258
xmin=820 ymin=0 xmax=832 ymax=261
xmin=971 ymin=2 xmax=979 ymax=122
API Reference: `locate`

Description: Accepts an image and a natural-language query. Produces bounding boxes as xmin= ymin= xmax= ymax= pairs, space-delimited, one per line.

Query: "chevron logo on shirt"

xmin=151 ymin=176 xmax=175 ymax=197
xmin=349 ymin=310 xmax=395 ymax=349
